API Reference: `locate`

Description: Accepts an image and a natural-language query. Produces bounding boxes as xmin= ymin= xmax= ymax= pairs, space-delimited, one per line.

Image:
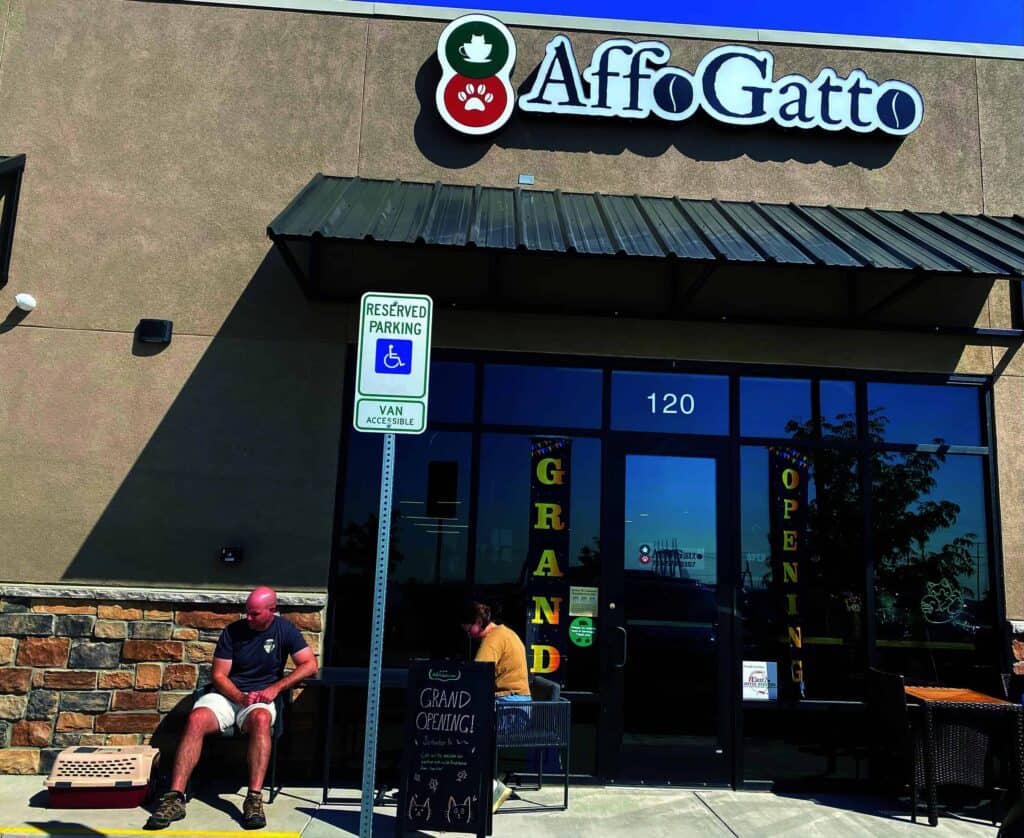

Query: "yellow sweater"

xmin=474 ymin=624 xmax=530 ymax=697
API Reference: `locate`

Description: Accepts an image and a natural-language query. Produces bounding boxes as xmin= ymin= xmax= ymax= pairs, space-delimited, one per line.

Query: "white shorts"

xmin=193 ymin=691 xmax=276 ymax=734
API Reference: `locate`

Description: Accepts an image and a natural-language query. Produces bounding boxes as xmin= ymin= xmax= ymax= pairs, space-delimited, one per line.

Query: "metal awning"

xmin=0 ymin=155 xmax=26 ymax=287
xmin=268 ymin=174 xmax=1024 ymax=335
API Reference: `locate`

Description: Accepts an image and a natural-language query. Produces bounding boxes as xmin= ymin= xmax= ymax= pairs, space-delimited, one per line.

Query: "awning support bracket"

xmin=859 ymin=270 xmax=929 ymax=320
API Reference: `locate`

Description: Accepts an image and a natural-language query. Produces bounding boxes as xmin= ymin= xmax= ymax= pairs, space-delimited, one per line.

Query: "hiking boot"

xmin=492 ymin=779 xmax=513 ymax=813
xmin=144 ymin=791 xmax=187 ymax=830
xmin=242 ymin=791 xmax=267 ymax=830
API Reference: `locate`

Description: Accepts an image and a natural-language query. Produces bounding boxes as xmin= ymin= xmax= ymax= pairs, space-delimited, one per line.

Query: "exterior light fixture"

xmin=14 ymin=293 xmax=36 ymax=311
xmin=220 ymin=546 xmax=243 ymax=564
xmin=135 ymin=318 xmax=173 ymax=344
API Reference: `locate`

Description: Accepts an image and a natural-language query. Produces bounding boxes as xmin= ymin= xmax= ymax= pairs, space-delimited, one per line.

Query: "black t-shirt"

xmin=214 ymin=616 xmax=308 ymax=692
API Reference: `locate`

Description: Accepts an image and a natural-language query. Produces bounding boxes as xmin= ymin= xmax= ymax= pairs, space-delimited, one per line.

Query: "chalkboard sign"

xmin=397 ymin=660 xmax=496 ymax=838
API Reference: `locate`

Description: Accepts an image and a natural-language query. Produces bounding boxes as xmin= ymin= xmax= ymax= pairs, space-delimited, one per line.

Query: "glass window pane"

xmin=611 ymin=372 xmax=728 ymax=435
xmin=333 ymin=431 xmax=472 ymax=666
xmin=820 ymin=380 xmax=857 ymax=440
xmin=740 ymin=377 xmax=811 ymax=438
xmin=429 ymin=360 xmax=475 ymax=424
xmin=475 ymin=433 xmax=602 ymax=692
xmin=872 ymin=453 xmax=995 ymax=686
xmin=741 ymin=445 xmax=864 ymax=702
xmin=482 ymin=365 xmax=602 ymax=428
xmin=867 ymin=382 xmax=982 ymax=445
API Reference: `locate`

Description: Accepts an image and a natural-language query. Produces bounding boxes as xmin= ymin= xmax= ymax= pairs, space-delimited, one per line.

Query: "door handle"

xmin=615 ymin=626 xmax=628 ymax=669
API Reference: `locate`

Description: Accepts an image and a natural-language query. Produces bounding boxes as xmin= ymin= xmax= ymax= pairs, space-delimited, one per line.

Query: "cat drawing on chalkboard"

xmin=447 ymin=796 xmax=472 ymax=824
xmin=408 ymin=795 xmax=431 ymax=821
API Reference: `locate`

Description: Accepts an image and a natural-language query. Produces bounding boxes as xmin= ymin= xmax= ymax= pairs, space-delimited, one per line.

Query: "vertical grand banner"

xmin=769 ymin=447 xmax=809 ymax=699
xmin=524 ymin=438 xmax=572 ymax=683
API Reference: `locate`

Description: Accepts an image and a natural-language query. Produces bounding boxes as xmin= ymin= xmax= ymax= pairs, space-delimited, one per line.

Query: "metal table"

xmin=302 ymin=667 xmax=409 ymax=804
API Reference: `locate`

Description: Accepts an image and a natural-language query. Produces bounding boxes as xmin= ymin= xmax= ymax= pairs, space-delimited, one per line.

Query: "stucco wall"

xmin=0 ymin=0 xmax=1020 ymax=606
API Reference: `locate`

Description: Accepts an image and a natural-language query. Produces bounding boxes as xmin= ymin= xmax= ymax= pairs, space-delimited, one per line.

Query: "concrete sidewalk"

xmin=0 ymin=776 xmax=1001 ymax=838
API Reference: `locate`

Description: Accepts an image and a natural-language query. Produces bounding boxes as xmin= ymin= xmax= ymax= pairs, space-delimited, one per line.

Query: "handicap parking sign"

xmin=374 ymin=339 xmax=412 ymax=375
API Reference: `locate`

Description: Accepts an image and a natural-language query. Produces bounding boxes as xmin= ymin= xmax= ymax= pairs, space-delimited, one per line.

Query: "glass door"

xmin=600 ymin=440 xmax=734 ymax=785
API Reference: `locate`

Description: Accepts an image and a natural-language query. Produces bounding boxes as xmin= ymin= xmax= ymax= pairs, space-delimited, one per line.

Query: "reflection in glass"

xmin=429 ymin=361 xmax=475 ymax=424
xmin=333 ymin=431 xmax=473 ymax=666
xmin=741 ymin=443 xmax=863 ymax=701
xmin=740 ymin=377 xmax=811 ymax=438
xmin=820 ymin=380 xmax=856 ymax=439
xmin=867 ymin=382 xmax=982 ymax=445
xmin=872 ymin=453 xmax=993 ymax=685
xmin=620 ymin=455 xmax=722 ymax=783
xmin=475 ymin=434 xmax=601 ymax=587
xmin=611 ymin=371 xmax=728 ymax=435
xmin=482 ymin=364 xmax=601 ymax=428
xmin=475 ymin=433 xmax=601 ymax=691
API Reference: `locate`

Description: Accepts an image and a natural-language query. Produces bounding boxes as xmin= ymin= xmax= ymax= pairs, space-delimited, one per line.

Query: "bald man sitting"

xmin=145 ymin=587 xmax=318 ymax=831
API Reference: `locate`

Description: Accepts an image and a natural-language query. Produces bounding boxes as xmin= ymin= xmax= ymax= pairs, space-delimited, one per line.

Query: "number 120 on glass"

xmin=647 ymin=392 xmax=695 ymax=415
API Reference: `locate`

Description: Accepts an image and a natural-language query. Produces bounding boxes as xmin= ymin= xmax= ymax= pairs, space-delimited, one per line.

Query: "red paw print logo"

xmin=436 ymin=15 xmax=516 ymax=136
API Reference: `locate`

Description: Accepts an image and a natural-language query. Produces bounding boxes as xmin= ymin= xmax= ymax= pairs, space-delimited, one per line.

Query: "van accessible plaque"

xmin=436 ymin=15 xmax=923 ymax=137
xmin=354 ymin=292 xmax=433 ymax=434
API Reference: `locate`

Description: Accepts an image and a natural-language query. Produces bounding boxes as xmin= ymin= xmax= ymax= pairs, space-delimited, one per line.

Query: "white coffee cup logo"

xmin=459 ymin=34 xmax=493 ymax=63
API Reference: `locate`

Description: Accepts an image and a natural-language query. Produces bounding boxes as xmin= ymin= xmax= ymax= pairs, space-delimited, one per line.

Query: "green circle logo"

xmin=569 ymin=617 xmax=595 ymax=648
xmin=444 ymin=20 xmax=511 ymax=79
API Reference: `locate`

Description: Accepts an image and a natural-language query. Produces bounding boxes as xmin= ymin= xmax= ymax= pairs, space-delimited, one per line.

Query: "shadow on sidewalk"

xmin=772 ymin=788 xmax=1000 ymax=828
xmin=25 ymin=821 xmax=106 ymax=836
xmin=298 ymin=806 xmax=432 ymax=838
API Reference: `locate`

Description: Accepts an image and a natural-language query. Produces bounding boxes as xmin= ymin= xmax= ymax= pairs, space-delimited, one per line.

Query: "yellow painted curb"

xmin=0 ymin=829 xmax=300 ymax=837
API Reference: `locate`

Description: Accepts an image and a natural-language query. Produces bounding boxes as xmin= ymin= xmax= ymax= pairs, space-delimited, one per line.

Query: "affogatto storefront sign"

xmin=435 ymin=14 xmax=923 ymax=137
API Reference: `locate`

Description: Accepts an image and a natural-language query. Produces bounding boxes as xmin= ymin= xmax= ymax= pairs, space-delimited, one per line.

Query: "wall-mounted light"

xmin=14 ymin=293 xmax=36 ymax=311
xmin=220 ymin=546 xmax=244 ymax=564
xmin=136 ymin=318 xmax=173 ymax=344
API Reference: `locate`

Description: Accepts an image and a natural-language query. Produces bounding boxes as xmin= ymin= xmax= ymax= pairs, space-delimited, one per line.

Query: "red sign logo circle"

xmin=442 ymin=74 xmax=509 ymax=132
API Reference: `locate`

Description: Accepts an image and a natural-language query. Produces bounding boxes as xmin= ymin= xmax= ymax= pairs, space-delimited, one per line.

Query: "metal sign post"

xmin=353 ymin=292 xmax=433 ymax=838
xmin=360 ymin=430 xmax=395 ymax=838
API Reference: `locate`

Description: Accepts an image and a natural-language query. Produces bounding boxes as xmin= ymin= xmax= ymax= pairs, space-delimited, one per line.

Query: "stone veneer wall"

xmin=0 ymin=586 xmax=325 ymax=775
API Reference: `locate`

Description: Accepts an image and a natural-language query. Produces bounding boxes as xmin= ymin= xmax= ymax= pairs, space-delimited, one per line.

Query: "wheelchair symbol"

xmin=374 ymin=338 xmax=413 ymax=375
xmin=382 ymin=344 xmax=405 ymax=370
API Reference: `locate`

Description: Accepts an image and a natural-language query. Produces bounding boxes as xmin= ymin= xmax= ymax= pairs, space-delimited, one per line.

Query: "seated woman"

xmin=461 ymin=599 xmax=530 ymax=812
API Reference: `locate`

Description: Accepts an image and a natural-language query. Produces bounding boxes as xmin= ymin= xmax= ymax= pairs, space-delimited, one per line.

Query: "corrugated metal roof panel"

xmin=758 ymin=204 xmax=863 ymax=268
xmin=421 ymin=184 xmax=475 ymax=247
xmin=267 ymin=175 xmax=1024 ymax=278
xmin=600 ymin=195 xmax=666 ymax=258
xmin=323 ymin=178 xmax=395 ymax=240
xmin=799 ymin=206 xmax=913 ymax=270
xmin=270 ymin=175 xmax=349 ymax=238
xmin=837 ymin=208 xmax=962 ymax=272
xmin=518 ymin=189 xmax=566 ymax=252
xmin=679 ymin=200 xmax=764 ymax=262
xmin=911 ymin=213 xmax=1024 ymax=275
xmin=634 ymin=197 xmax=715 ymax=260
xmin=469 ymin=187 xmax=517 ymax=250
xmin=367 ymin=180 xmax=436 ymax=244
xmin=882 ymin=210 xmax=1014 ymax=275
xmin=717 ymin=201 xmax=814 ymax=265
xmin=558 ymin=192 xmax=616 ymax=255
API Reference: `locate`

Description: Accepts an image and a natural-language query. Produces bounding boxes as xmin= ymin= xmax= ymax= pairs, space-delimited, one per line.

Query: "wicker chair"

xmin=926 ymin=697 xmax=1024 ymax=825
xmin=865 ymin=668 xmax=933 ymax=824
xmin=494 ymin=675 xmax=571 ymax=811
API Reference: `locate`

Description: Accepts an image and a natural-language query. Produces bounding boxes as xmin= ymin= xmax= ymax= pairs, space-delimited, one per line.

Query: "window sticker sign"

xmin=742 ymin=661 xmax=779 ymax=701
xmin=435 ymin=16 xmax=924 ymax=138
xmin=569 ymin=585 xmax=598 ymax=617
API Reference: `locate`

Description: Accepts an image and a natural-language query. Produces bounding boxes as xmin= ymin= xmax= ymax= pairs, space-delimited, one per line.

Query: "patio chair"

xmin=494 ymin=675 xmax=571 ymax=810
xmin=187 ymin=684 xmax=290 ymax=803
xmin=865 ymin=667 xmax=932 ymax=824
